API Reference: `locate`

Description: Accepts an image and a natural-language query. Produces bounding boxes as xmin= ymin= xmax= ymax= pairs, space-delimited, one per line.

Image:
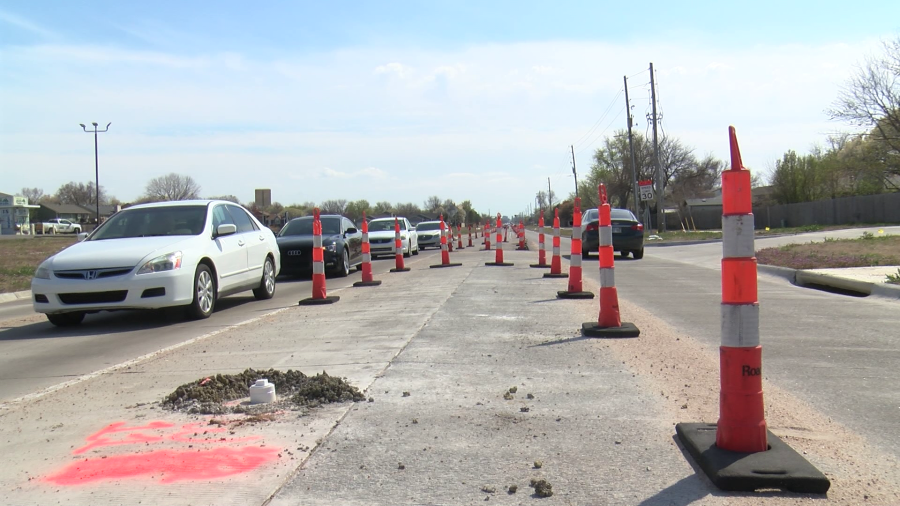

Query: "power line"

xmin=576 ymin=104 xmax=626 ymax=155
xmin=572 ymin=89 xmax=624 ymax=150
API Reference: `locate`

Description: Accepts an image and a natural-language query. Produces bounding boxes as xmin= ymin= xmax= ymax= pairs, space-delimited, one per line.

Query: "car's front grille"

xmin=371 ymin=238 xmax=392 ymax=244
xmin=58 ymin=291 xmax=128 ymax=305
xmin=54 ymin=268 xmax=133 ymax=280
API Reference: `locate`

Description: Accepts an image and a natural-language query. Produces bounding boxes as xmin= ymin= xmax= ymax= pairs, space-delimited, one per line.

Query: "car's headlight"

xmin=34 ymin=264 xmax=51 ymax=279
xmin=401 ymin=234 xmax=407 ymax=240
xmin=137 ymin=251 xmax=183 ymax=275
xmin=325 ymin=242 xmax=338 ymax=252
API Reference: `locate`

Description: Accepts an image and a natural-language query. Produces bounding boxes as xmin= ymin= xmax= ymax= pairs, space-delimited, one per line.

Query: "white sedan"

xmin=31 ymin=200 xmax=280 ymax=327
xmin=365 ymin=217 xmax=419 ymax=258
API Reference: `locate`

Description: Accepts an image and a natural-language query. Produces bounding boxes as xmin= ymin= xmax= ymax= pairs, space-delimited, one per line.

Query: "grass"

xmin=885 ymin=269 xmax=900 ymax=285
xmin=0 ymin=237 xmax=77 ymax=294
xmin=756 ymin=234 xmax=900 ymax=270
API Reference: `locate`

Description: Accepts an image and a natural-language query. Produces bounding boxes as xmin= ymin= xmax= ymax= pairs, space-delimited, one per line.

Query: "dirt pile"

xmin=162 ymin=368 xmax=365 ymax=414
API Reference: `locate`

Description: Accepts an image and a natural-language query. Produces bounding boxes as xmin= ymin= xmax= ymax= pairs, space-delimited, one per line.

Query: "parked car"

xmin=366 ymin=217 xmax=419 ymax=258
xmin=277 ymin=215 xmax=362 ymax=277
xmin=37 ymin=218 xmax=82 ymax=235
xmin=581 ymin=208 xmax=644 ymax=259
xmin=31 ymin=200 xmax=280 ymax=327
xmin=415 ymin=221 xmax=443 ymax=249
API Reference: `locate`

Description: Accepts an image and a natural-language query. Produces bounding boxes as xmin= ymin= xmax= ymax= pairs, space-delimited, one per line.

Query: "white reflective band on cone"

xmin=721 ymin=303 xmax=761 ymax=347
xmin=442 ymin=243 xmax=448 ymax=251
xmin=570 ymin=253 xmax=582 ymax=267
xmin=599 ymin=268 xmax=615 ymax=287
xmin=599 ymin=227 xmax=613 ymax=247
xmin=313 ymin=263 xmax=325 ymax=275
xmin=362 ymin=253 xmax=371 ymax=263
xmin=722 ymin=214 xmax=755 ymax=259
xmin=362 ymin=233 xmax=368 ymax=241
xmin=539 ymin=241 xmax=545 ymax=251
xmin=554 ymin=228 xmax=560 ymax=237
xmin=313 ymin=236 xmax=322 ymax=248
xmin=553 ymin=246 xmax=560 ymax=255
xmin=572 ymin=225 xmax=581 ymax=237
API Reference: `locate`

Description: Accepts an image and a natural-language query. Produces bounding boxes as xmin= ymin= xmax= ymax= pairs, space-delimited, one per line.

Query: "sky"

xmin=1 ymin=1 xmax=898 ymax=216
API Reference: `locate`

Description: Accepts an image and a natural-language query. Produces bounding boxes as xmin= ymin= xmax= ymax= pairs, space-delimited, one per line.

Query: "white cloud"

xmin=374 ymin=62 xmax=413 ymax=78
xmin=0 ymin=10 xmax=57 ymax=39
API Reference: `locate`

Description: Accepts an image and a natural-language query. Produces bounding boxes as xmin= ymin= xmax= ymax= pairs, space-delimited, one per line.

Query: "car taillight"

xmin=631 ymin=223 xmax=644 ymax=231
xmin=584 ymin=222 xmax=599 ymax=232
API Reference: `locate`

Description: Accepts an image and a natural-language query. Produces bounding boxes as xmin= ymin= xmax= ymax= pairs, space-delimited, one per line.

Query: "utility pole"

xmin=649 ymin=63 xmax=665 ymax=233
xmin=547 ymin=177 xmax=553 ymax=208
xmin=570 ymin=145 xmax=578 ymax=201
xmin=624 ymin=75 xmax=641 ymax=221
xmin=79 ymin=122 xmax=111 ymax=226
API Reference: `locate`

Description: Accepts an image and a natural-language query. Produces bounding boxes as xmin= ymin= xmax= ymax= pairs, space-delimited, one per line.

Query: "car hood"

xmin=277 ymin=234 xmax=342 ymax=248
xmin=45 ymin=236 xmax=197 ymax=270
xmin=367 ymin=230 xmax=404 ymax=239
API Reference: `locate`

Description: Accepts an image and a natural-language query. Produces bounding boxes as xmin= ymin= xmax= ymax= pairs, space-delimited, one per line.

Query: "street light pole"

xmin=80 ymin=122 xmax=111 ymax=226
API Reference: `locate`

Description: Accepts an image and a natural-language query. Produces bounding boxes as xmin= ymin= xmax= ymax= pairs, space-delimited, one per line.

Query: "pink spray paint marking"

xmin=45 ymin=421 xmax=279 ymax=485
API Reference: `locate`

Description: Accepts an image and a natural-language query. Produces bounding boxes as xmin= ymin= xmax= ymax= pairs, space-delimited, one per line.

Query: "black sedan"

xmin=276 ymin=215 xmax=363 ymax=277
xmin=581 ymin=208 xmax=644 ymax=259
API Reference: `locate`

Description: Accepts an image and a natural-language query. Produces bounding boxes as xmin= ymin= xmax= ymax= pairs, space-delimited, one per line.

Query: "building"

xmin=255 ymin=189 xmax=272 ymax=209
xmin=0 ymin=192 xmax=41 ymax=235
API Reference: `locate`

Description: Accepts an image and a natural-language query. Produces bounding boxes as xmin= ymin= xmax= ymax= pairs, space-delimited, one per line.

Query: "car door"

xmin=405 ymin=218 xmax=417 ymax=251
xmin=228 ymin=204 xmax=268 ymax=283
xmin=343 ymin=217 xmax=362 ymax=265
xmin=210 ymin=204 xmax=248 ymax=291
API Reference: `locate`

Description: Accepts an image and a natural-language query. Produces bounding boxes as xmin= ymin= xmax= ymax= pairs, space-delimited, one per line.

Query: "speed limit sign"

xmin=639 ymin=179 xmax=654 ymax=201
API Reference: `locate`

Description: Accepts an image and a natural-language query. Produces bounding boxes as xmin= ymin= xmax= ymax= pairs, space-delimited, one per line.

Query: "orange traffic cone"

xmin=486 ymin=213 xmax=513 ymax=266
xmin=531 ymin=210 xmax=550 ymax=268
xmin=390 ymin=216 xmax=410 ymax=273
xmin=430 ymin=214 xmax=461 ymax=268
xmin=354 ymin=211 xmax=382 ymax=287
xmin=582 ymin=185 xmax=638 ymax=336
xmin=557 ymin=197 xmax=594 ymax=299
xmin=543 ymin=208 xmax=567 ymax=279
xmin=299 ymin=208 xmax=340 ymax=304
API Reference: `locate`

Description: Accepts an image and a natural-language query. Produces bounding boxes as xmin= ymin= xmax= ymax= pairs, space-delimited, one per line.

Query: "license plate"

xmin=612 ymin=227 xmax=622 ymax=233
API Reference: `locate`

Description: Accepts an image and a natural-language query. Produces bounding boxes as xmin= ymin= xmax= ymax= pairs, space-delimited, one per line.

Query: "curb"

xmin=0 ymin=290 xmax=31 ymax=304
xmin=757 ymin=264 xmax=900 ymax=300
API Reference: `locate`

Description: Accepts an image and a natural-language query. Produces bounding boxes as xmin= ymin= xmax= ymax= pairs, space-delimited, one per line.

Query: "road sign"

xmin=639 ymin=179 xmax=654 ymax=201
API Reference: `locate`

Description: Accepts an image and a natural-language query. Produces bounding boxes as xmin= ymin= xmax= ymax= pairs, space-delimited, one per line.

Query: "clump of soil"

xmin=162 ymin=368 xmax=364 ymax=414
xmin=530 ymin=479 xmax=553 ymax=497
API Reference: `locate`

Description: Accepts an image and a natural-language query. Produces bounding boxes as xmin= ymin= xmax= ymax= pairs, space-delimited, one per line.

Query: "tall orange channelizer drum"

xmin=582 ymin=184 xmax=639 ymax=337
xmin=483 ymin=220 xmax=491 ymax=250
xmin=485 ymin=213 xmax=513 ymax=266
xmin=457 ymin=224 xmax=465 ymax=250
xmin=531 ymin=210 xmax=550 ymax=268
xmin=467 ymin=224 xmax=473 ymax=247
xmin=557 ymin=198 xmax=594 ymax=299
xmin=353 ymin=211 xmax=382 ymax=287
xmin=516 ymin=220 xmax=527 ymax=250
xmin=543 ymin=208 xmax=568 ymax=278
xmin=675 ymin=127 xmax=829 ymax=494
xmin=389 ymin=217 xmax=410 ymax=273
xmin=299 ymin=208 xmax=340 ymax=304
xmin=447 ymin=223 xmax=454 ymax=252
xmin=430 ymin=214 xmax=461 ymax=268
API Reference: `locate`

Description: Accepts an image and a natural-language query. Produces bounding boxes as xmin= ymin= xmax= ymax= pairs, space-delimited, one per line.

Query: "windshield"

xmin=416 ymin=222 xmax=441 ymax=231
xmin=368 ymin=219 xmax=405 ymax=232
xmin=90 ymin=206 xmax=207 ymax=240
xmin=582 ymin=209 xmax=636 ymax=222
xmin=279 ymin=217 xmax=341 ymax=236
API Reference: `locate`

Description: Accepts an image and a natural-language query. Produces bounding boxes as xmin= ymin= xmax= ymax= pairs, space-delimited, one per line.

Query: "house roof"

xmin=41 ymin=203 xmax=96 ymax=215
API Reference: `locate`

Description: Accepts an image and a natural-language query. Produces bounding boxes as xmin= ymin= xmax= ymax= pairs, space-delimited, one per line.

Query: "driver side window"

xmin=212 ymin=205 xmax=235 ymax=230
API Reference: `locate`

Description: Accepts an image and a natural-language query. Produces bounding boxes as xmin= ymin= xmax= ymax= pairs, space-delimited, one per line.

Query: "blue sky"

xmin=1 ymin=1 xmax=898 ymax=215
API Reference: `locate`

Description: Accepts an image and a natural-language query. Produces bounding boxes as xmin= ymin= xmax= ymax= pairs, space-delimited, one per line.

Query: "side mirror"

xmin=216 ymin=224 xmax=237 ymax=237
xmin=76 ymin=232 xmax=88 ymax=242
xmin=345 ymin=227 xmax=358 ymax=235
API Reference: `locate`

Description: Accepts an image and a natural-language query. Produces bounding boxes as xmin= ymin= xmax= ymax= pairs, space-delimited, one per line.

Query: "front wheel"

xmin=403 ymin=243 xmax=411 ymax=258
xmin=47 ymin=312 xmax=85 ymax=327
xmin=253 ymin=257 xmax=276 ymax=300
xmin=620 ymin=250 xmax=630 ymax=259
xmin=187 ymin=264 xmax=215 ymax=320
xmin=334 ymin=249 xmax=350 ymax=277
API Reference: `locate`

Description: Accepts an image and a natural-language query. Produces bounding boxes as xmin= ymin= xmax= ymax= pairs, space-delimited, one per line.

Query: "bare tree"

xmin=20 ymin=187 xmax=45 ymax=204
xmin=424 ymin=195 xmax=442 ymax=211
xmin=830 ymin=37 xmax=900 ymax=174
xmin=55 ymin=181 xmax=107 ymax=206
xmin=320 ymin=199 xmax=348 ymax=214
xmin=143 ymin=173 xmax=201 ymax=202
xmin=373 ymin=201 xmax=393 ymax=215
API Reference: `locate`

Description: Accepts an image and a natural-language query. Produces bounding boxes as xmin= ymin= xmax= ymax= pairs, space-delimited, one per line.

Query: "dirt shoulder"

xmin=0 ymin=237 xmax=75 ymax=294
xmin=757 ymin=234 xmax=900 ymax=270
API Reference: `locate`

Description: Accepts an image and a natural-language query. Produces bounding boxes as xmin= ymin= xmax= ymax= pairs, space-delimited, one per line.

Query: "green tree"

xmin=344 ymin=199 xmax=371 ymax=222
xmin=373 ymin=201 xmax=393 ymax=216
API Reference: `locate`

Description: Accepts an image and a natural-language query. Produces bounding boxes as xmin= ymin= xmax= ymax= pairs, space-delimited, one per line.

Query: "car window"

xmin=212 ymin=205 xmax=235 ymax=230
xmin=610 ymin=209 xmax=635 ymax=220
xmin=416 ymin=222 xmax=441 ymax=231
xmin=367 ymin=220 xmax=397 ymax=232
xmin=583 ymin=209 xmax=599 ymax=222
xmin=343 ymin=218 xmax=356 ymax=231
xmin=227 ymin=205 xmax=257 ymax=233
xmin=90 ymin=206 xmax=207 ymax=240
xmin=280 ymin=218 xmax=313 ymax=236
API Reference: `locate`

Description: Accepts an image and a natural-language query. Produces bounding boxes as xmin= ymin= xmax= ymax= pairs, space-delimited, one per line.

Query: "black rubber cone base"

xmin=675 ymin=423 xmax=830 ymax=494
xmin=390 ymin=267 xmax=411 ymax=272
xmin=353 ymin=280 xmax=382 ymax=287
xmin=543 ymin=272 xmax=569 ymax=278
xmin=298 ymin=296 xmax=340 ymax=305
xmin=530 ymin=263 xmax=551 ymax=268
xmin=485 ymin=262 xmax=514 ymax=267
xmin=430 ymin=263 xmax=462 ymax=268
xmin=557 ymin=290 xmax=595 ymax=299
xmin=581 ymin=321 xmax=640 ymax=338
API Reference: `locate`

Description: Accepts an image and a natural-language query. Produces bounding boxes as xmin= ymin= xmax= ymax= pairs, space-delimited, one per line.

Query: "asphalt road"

xmin=0 ymin=248 xmax=445 ymax=403
xmin=533 ymin=226 xmax=900 ymax=461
